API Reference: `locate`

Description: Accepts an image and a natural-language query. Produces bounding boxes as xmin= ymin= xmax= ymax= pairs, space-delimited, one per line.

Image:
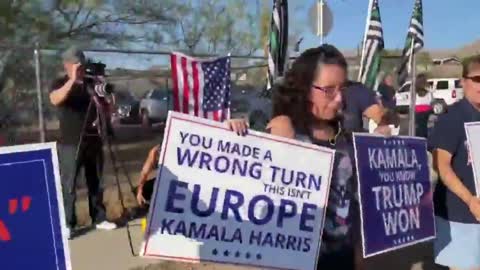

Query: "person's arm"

xmin=434 ymin=149 xmax=475 ymax=204
xmin=50 ymin=79 xmax=76 ymax=106
xmin=49 ymin=63 xmax=80 ymax=106
xmin=137 ymin=145 xmax=160 ymax=205
xmin=364 ymin=104 xmax=384 ymax=124
xmin=138 ymin=145 xmax=160 ymax=187
xmin=433 ymin=148 xmax=480 ymax=220
xmin=351 ymin=84 xmax=385 ymax=124
xmin=266 ymin=116 xmax=295 ymax=139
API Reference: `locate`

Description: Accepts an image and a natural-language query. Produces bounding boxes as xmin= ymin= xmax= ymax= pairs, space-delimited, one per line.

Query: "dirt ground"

xmin=13 ymin=123 xmax=164 ymax=225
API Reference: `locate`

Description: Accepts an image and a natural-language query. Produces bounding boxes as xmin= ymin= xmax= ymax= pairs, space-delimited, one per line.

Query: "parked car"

xmin=395 ymin=78 xmax=464 ymax=114
xmin=111 ymin=90 xmax=140 ymax=125
xmin=230 ymin=89 xmax=272 ymax=131
xmin=140 ymin=89 xmax=172 ymax=127
xmin=138 ymin=88 xmax=271 ymax=130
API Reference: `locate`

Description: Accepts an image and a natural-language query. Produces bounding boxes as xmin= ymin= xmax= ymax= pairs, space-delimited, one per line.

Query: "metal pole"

xmin=0 ymin=44 xmax=268 ymax=60
xmin=358 ymin=0 xmax=374 ymax=82
xmin=34 ymin=43 xmax=46 ymax=142
xmin=319 ymin=0 xmax=324 ymax=44
xmin=408 ymin=38 xmax=417 ymax=136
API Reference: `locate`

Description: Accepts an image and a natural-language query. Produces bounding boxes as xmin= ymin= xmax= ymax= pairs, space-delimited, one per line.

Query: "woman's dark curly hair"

xmin=272 ymin=44 xmax=348 ymax=135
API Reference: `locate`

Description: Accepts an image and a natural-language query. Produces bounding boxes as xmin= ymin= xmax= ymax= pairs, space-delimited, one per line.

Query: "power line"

xmin=0 ymin=43 xmax=268 ymax=60
xmin=0 ymin=43 xmax=402 ymax=62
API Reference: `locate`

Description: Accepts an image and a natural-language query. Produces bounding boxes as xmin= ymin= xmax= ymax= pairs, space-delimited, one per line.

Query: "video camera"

xmin=83 ymin=60 xmax=113 ymax=96
xmin=84 ymin=61 xmax=106 ymax=77
xmin=81 ymin=60 xmax=115 ymax=138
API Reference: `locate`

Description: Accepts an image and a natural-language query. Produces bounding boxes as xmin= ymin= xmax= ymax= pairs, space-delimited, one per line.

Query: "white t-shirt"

xmin=415 ymin=92 xmax=433 ymax=106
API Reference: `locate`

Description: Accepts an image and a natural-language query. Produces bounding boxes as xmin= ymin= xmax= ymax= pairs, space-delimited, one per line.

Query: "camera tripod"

xmin=73 ymin=85 xmax=139 ymax=256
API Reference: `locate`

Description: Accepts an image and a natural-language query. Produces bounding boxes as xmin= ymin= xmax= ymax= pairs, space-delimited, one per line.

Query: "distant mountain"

xmin=429 ymin=40 xmax=480 ymax=59
xmin=345 ymin=40 xmax=480 ymax=60
xmin=457 ymin=39 xmax=480 ymax=58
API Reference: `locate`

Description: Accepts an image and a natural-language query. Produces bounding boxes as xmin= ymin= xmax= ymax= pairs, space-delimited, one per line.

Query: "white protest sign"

xmin=465 ymin=122 xmax=480 ymax=197
xmin=141 ymin=111 xmax=335 ymax=270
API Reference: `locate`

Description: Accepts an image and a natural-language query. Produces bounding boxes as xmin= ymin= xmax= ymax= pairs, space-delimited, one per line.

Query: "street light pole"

xmin=319 ymin=0 xmax=325 ymax=44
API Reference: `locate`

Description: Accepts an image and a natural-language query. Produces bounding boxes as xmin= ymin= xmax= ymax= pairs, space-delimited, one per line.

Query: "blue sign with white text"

xmin=0 ymin=143 xmax=71 ymax=270
xmin=353 ymin=134 xmax=435 ymax=258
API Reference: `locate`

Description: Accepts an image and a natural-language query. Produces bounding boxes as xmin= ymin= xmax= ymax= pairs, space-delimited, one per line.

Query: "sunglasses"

xmin=464 ymin=75 xmax=480 ymax=83
xmin=312 ymin=85 xmax=345 ymax=97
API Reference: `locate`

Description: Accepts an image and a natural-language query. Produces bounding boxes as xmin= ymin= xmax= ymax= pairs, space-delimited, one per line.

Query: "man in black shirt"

xmin=341 ymin=81 xmax=396 ymax=136
xmin=341 ymin=81 xmax=382 ymax=133
xmin=50 ymin=47 xmax=116 ymax=236
xmin=377 ymin=73 xmax=396 ymax=111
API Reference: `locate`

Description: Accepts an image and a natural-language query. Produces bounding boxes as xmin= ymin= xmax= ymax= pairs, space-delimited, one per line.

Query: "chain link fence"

xmin=0 ymin=47 xmax=408 ymax=149
xmin=0 ymin=48 xmax=274 ymax=146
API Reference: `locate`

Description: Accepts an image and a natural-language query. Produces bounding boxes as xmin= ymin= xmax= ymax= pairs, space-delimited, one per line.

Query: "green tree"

xmin=161 ymin=0 xmax=261 ymax=55
xmin=0 ymin=0 xmax=263 ymax=137
xmin=0 ymin=0 xmax=184 ymax=134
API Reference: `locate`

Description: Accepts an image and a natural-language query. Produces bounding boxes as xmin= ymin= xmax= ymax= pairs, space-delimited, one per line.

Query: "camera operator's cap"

xmin=62 ymin=46 xmax=86 ymax=64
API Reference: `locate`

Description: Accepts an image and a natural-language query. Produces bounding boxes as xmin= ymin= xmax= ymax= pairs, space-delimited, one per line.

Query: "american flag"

xmin=358 ymin=0 xmax=384 ymax=90
xmin=170 ymin=52 xmax=231 ymax=122
xmin=267 ymin=0 xmax=289 ymax=90
xmin=397 ymin=0 xmax=424 ymax=87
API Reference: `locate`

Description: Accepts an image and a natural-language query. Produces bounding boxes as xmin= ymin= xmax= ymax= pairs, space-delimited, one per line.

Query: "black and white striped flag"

xmin=267 ymin=0 xmax=288 ymax=90
xmin=397 ymin=0 xmax=424 ymax=87
xmin=358 ymin=0 xmax=384 ymax=90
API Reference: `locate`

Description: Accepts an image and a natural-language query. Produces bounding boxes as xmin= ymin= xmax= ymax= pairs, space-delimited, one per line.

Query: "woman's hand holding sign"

xmin=373 ymin=125 xmax=392 ymax=137
xmin=227 ymin=119 xmax=249 ymax=136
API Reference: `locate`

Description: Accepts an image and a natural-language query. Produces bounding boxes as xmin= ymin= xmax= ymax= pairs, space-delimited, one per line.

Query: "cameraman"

xmin=50 ymin=47 xmax=116 ymax=237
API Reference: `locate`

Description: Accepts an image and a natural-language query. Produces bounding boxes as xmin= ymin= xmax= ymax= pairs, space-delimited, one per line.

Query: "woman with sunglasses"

xmin=264 ymin=44 xmax=363 ymax=269
xmin=429 ymin=55 xmax=480 ymax=270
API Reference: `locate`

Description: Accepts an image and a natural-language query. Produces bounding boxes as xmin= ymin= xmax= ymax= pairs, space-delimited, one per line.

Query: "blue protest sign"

xmin=141 ymin=112 xmax=335 ymax=270
xmin=353 ymin=134 xmax=435 ymax=258
xmin=0 ymin=143 xmax=71 ymax=270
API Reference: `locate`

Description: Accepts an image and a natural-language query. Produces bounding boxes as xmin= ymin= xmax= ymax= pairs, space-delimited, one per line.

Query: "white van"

xmin=395 ymin=78 xmax=464 ymax=114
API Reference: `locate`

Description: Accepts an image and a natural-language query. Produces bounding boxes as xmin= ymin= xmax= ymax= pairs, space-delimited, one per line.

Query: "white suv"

xmin=395 ymin=78 xmax=464 ymax=114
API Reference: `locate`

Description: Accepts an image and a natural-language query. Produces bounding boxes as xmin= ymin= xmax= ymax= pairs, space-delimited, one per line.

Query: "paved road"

xmin=70 ymin=219 xmax=446 ymax=270
xmin=70 ymin=220 xmax=254 ymax=270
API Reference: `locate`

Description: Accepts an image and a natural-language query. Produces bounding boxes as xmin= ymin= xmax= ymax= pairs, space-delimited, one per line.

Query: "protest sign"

xmin=0 ymin=143 xmax=71 ymax=270
xmin=353 ymin=134 xmax=435 ymax=258
xmin=465 ymin=122 xmax=480 ymax=197
xmin=141 ymin=111 xmax=335 ymax=270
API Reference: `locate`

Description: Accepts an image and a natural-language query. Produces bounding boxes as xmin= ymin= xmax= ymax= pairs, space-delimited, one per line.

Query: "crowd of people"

xmin=49 ymin=45 xmax=480 ymax=270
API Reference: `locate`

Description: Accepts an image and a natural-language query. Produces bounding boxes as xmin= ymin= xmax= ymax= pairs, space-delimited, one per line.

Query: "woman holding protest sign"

xmin=231 ymin=44 xmax=366 ymax=269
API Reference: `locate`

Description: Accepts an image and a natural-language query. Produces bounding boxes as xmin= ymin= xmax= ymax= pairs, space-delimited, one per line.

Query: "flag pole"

xmin=408 ymin=38 xmax=417 ymax=136
xmin=358 ymin=0 xmax=374 ymax=82
xmin=320 ymin=0 xmax=324 ymax=44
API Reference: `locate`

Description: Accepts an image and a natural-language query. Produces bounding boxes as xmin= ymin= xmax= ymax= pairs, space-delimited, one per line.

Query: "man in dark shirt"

xmin=429 ymin=55 xmax=480 ymax=269
xmin=342 ymin=81 xmax=386 ymax=133
xmin=377 ymin=73 xmax=396 ymax=111
xmin=49 ymin=47 xmax=116 ymax=236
